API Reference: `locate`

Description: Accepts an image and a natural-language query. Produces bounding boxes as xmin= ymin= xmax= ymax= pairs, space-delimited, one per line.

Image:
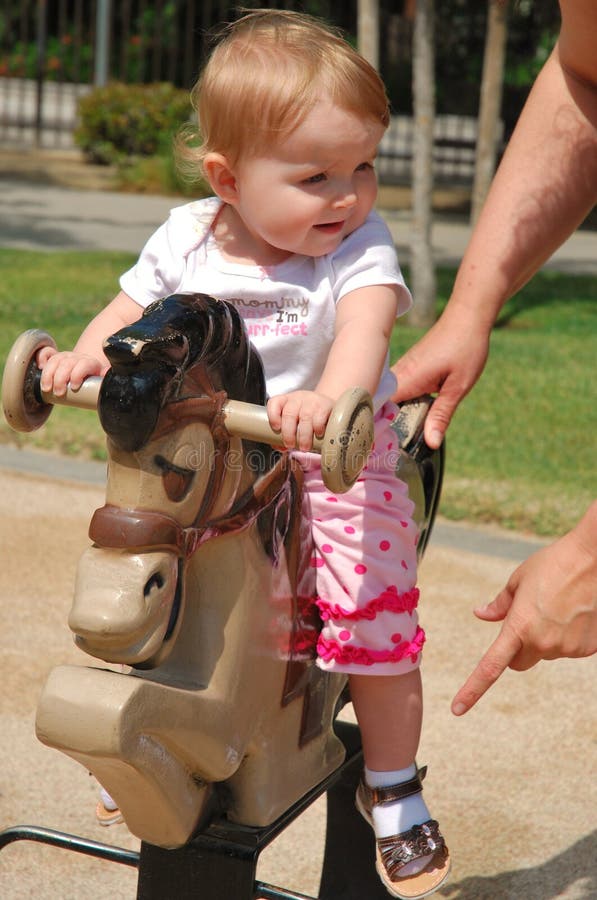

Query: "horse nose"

xmin=69 ymin=547 xmax=179 ymax=664
xmin=144 ymin=570 xmax=165 ymax=597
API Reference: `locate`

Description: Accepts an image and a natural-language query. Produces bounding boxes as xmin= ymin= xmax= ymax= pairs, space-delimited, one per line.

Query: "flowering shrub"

xmin=74 ymin=81 xmax=191 ymax=164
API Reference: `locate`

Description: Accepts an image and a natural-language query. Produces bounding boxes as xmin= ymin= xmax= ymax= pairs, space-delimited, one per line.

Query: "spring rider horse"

xmin=1 ymin=294 xmax=443 ymax=899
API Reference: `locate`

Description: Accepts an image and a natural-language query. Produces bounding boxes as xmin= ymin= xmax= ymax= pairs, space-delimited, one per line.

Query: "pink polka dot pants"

xmin=297 ymin=402 xmax=425 ymax=676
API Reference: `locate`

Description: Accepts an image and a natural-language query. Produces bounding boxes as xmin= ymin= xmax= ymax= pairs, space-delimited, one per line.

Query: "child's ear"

xmin=203 ymin=152 xmax=238 ymax=202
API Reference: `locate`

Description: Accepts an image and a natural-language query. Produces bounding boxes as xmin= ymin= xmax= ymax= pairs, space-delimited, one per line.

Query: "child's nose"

xmin=332 ymin=182 xmax=357 ymax=209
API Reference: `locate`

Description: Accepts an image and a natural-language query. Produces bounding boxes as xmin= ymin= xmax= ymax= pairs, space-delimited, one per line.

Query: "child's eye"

xmin=355 ymin=161 xmax=374 ymax=172
xmin=302 ymin=172 xmax=327 ymax=184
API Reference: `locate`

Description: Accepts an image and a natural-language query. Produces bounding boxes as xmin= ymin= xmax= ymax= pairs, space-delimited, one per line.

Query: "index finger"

xmin=451 ymin=627 xmax=523 ymax=716
xmin=266 ymin=395 xmax=286 ymax=432
xmin=36 ymin=345 xmax=57 ymax=367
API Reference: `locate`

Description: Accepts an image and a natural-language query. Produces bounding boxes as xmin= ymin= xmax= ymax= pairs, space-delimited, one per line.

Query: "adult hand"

xmin=451 ymin=513 xmax=597 ymax=715
xmin=391 ymin=309 xmax=490 ymax=449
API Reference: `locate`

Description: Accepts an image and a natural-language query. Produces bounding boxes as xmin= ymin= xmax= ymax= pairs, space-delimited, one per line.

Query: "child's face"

xmin=230 ymin=100 xmax=384 ymax=260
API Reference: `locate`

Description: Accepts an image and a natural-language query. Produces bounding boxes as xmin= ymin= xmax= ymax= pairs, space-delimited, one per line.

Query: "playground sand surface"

xmin=0 ymin=467 xmax=595 ymax=900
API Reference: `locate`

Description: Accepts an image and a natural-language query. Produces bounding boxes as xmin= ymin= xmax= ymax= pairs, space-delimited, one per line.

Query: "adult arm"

xmin=392 ymin=0 xmax=597 ymax=448
xmin=451 ymin=500 xmax=597 ymax=715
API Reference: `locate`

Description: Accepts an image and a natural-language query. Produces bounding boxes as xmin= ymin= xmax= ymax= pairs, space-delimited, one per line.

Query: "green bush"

xmin=75 ymin=82 xmax=192 ymax=165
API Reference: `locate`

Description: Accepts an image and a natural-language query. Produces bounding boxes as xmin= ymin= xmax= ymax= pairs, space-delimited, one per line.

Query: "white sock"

xmin=365 ymin=764 xmax=434 ymax=877
xmin=99 ymin=786 xmax=119 ymax=811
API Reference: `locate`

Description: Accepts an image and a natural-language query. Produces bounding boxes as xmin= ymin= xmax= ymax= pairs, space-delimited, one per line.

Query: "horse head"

xmin=69 ymin=293 xmax=282 ymax=667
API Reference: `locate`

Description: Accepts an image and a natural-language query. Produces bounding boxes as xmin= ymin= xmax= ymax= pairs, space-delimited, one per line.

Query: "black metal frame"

xmin=0 ymin=824 xmax=139 ymax=867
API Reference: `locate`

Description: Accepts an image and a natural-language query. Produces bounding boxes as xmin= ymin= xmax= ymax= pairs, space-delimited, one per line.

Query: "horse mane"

xmin=98 ymin=293 xmax=267 ymax=452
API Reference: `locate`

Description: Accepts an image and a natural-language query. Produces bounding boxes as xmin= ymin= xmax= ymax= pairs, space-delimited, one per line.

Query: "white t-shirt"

xmin=120 ymin=198 xmax=412 ymax=409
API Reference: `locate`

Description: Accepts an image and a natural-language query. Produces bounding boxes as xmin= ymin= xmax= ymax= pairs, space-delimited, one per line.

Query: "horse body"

xmin=35 ymin=295 xmax=346 ymax=849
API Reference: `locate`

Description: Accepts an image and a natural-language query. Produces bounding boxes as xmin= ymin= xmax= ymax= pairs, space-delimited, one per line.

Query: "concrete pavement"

xmin=0 ymin=168 xmax=595 ymax=898
xmin=1 ymin=172 xmax=597 ymax=275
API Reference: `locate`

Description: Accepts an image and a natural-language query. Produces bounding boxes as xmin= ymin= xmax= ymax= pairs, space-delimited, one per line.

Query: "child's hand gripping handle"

xmin=2 ymin=329 xmax=374 ymax=493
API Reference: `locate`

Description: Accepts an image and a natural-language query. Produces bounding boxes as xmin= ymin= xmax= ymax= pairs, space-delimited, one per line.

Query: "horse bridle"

xmin=88 ymin=457 xmax=291 ymax=560
xmin=89 ymin=356 xmax=286 ymax=557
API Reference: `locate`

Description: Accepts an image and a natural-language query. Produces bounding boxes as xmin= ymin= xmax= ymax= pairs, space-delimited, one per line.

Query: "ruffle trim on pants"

xmin=316 ymin=585 xmax=420 ymax=622
xmin=317 ymin=624 xmax=426 ymax=667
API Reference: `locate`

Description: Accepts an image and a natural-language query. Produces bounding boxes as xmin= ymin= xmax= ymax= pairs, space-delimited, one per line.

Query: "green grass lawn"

xmin=1 ymin=249 xmax=595 ymax=537
xmin=0 ymin=249 xmax=134 ymax=458
xmin=391 ymin=268 xmax=597 ymax=536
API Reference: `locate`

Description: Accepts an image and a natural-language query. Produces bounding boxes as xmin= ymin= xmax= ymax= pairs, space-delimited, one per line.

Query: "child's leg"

xmin=350 ymin=669 xmax=435 ymax=878
xmin=302 ymin=407 xmax=449 ymax=892
xmin=349 ymin=670 xmax=422 ymax=771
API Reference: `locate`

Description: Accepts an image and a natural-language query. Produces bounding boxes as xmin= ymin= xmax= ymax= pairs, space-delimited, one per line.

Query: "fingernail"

xmin=452 ymin=702 xmax=466 ymax=716
xmin=430 ymin=429 xmax=443 ymax=447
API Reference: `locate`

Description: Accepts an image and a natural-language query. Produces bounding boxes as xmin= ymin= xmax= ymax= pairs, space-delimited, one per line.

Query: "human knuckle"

xmin=477 ymin=657 xmax=504 ymax=683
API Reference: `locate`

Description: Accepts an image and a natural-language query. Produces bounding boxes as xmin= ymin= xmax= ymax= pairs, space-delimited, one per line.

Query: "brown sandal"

xmin=356 ymin=769 xmax=450 ymax=899
xmin=95 ymin=800 xmax=124 ymax=826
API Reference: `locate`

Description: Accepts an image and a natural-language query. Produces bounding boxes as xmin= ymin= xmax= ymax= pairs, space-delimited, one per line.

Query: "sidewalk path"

xmin=2 ymin=176 xmax=597 ymax=274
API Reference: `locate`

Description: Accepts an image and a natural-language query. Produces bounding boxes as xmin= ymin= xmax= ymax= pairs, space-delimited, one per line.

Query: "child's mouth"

xmin=315 ymin=221 xmax=344 ymax=234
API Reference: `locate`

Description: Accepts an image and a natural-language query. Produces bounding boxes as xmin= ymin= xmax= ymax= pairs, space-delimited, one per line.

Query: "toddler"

xmin=39 ymin=10 xmax=450 ymax=898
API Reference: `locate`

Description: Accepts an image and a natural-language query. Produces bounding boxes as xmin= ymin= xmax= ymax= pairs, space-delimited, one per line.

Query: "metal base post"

xmin=136 ymin=721 xmax=370 ymax=900
xmin=137 ymin=837 xmax=260 ymax=899
xmin=319 ymin=724 xmax=389 ymax=899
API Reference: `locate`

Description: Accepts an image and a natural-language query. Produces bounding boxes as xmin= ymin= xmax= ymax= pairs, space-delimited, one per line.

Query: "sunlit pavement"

xmin=1 ymin=169 xmax=596 ymax=275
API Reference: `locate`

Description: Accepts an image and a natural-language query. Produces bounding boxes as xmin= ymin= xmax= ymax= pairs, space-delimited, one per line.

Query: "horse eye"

xmin=154 ymin=455 xmax=195 ymax=502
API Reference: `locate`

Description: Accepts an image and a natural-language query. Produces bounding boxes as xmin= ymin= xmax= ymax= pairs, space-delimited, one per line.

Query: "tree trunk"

xmin=471 ymin=1 xmax=509 ymax=224
xmin=408 ymin=0 xmax=436 ymax=328
xmin=357 ymin=0 xmax=380 ymax=68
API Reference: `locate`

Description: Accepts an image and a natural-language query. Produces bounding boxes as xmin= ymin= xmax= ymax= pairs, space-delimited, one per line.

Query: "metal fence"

xmin=0 ymin=1 xmax=486 ymax=182
xmin=0 ymin=1 xmax=362 ymax=148
xmin=377 ymin=115 xmax=504 ymax=186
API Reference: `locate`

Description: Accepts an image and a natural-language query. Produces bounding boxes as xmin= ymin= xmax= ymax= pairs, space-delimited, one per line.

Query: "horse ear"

xmin=203 ymin=152 xmax=238 ymax=202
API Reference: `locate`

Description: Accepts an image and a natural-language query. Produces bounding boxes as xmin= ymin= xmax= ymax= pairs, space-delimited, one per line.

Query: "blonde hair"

xmin=176 ymin=9 xmax=390 ymax=178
